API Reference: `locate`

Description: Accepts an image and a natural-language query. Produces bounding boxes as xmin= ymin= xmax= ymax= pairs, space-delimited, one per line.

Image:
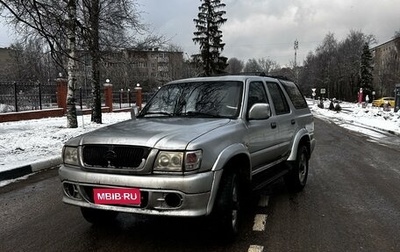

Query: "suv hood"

xmin=67 ymin=118 xmax=231 ymax=149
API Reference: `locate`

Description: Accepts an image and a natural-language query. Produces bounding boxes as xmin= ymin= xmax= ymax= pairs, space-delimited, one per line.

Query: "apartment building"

xmin=98 ymin=48 xmax=184 ymax=91
xmin=0 ymin=46 xmax=187 ymax=92
xmin=371 ymin=37 xmax=400 ymax=96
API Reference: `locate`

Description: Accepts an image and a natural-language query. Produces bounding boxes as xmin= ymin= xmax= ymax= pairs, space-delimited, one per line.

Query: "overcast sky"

xmin=136 ymin=0 xmax=400 ymax=66
xmin=1 ymin=0 xmax=399 ymax=67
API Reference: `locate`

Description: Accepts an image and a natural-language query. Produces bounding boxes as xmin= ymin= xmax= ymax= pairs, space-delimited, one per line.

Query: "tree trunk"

xmin=66 ymin=0 xmax=78 ymax=128
xmin=89 ymin=0 xmax=102 ymax=124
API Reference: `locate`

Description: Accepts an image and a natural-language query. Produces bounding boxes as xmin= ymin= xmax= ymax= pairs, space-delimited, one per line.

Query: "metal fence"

xmin=110 ymin=90 xmax=154 ymax=109
xmin=0 ymin=81 xmax=154 ymax=113
xmin=76 ymin=87 xmax=94 ymax=110
xmin=0 ymin=82 xmax=57 ymax=113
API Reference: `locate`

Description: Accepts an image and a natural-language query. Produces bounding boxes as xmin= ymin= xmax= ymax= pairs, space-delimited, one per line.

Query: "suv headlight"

xmin=63 ymin=146 xmax=79 ymax=166
xmin=154 ymin=150 xmax=202 ymax=172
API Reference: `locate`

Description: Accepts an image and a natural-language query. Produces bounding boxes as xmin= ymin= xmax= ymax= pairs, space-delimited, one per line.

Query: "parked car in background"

xmin=372 ymin=97 xmax=395 ymax=107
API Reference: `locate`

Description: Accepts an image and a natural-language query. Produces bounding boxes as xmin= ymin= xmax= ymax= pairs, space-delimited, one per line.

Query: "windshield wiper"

xmin=182 ymin=111 xmax=221 ymax=118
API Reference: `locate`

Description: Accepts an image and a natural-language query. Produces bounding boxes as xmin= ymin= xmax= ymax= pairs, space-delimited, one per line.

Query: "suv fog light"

xmin=164 ymin=193 xmax=183 ymax=208
xmin=63 ymin=183 xmax=79 ymax=198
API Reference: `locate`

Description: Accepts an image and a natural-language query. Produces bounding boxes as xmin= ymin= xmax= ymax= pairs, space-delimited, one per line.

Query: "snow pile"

xmin=0 ymin=104 xmax=14 ymax=113
xmin=310 ymin=100 xmax=400 ymax=135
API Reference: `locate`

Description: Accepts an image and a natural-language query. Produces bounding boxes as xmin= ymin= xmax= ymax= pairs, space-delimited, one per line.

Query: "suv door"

xmin=245 ymin=80 xmax=281 ymax=174
xmin=265 ymin=81 xmax=295 ymax=158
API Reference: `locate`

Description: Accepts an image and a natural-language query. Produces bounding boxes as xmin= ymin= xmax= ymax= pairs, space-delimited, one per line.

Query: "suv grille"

xmin=82 ymin=145 xmax=151 ymax=169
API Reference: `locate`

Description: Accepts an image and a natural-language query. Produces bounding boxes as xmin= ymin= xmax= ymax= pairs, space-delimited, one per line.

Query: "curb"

xmin=0 ymin=156 xmax=62 ymax=182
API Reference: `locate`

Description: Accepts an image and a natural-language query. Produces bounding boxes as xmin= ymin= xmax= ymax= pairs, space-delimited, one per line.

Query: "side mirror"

xmin=248 ymin=103 xmax=271 ymax=120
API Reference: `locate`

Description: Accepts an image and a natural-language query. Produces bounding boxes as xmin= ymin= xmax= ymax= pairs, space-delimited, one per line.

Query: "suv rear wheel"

xmin=284 ymin=145 xmax=309 ymax=192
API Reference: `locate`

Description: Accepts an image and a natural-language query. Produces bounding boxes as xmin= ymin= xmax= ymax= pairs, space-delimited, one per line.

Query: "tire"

xmin=213 ymin=170 xmax=241 ymax=240
xmin=284 ymin=145 xmax=309 ymax=192
xmin=80 ymin=207 xmax=118 ymax=225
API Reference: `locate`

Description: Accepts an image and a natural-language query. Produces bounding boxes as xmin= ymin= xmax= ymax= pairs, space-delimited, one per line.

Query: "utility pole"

xmin=294 ymin=39 xmax=299 ymax=83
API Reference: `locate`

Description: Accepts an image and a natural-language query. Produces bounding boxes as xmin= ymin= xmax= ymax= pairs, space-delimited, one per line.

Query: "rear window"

xmin=279 ymin=81 xmax=308 ymax=109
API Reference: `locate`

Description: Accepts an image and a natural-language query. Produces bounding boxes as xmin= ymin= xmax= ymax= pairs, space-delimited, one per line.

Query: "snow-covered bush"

xmin=0 ymin=103 xmax=14 ymax=113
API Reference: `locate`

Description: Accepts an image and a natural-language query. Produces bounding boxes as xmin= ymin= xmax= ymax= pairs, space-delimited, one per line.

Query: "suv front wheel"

xmin=212 ymin=170 xmax=241 ymax=239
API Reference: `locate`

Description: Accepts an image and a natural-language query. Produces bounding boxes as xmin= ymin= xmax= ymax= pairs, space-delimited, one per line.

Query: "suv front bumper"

xmin=59 ymin=165 xmax=218 ymax=217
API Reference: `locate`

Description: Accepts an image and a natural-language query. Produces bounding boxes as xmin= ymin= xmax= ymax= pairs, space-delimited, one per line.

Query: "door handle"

xmin=271 ymin=122 xmax=277 ymax=129
xmin=291 ymin=119 xmax=295 ymax=125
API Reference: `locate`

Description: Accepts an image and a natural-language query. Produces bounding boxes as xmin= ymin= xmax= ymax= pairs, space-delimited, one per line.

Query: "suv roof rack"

xmin=203 ymin=72 xmax=293 ymax=81
xmin=229 ymin=72 xmax=293 ymax=81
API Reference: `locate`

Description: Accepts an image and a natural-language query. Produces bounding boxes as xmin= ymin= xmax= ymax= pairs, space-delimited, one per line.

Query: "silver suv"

xmin=59 ymin=74 xmax=315 ymax=238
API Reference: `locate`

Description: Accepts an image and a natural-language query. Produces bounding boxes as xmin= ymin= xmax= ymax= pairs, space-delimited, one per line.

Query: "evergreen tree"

xmin=360 ymin=42 xmax=373 ymax=90
xmin=193 ymin=0 xmax=228 ymax=76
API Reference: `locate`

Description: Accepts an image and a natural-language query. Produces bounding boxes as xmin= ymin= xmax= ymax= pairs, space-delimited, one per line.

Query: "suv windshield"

xmin=139 ymin=81 xmax=243 ymax=118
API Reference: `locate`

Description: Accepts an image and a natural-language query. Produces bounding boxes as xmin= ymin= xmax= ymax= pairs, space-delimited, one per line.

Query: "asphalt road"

xmin=1 ymin=118 xmax=399 ymax=252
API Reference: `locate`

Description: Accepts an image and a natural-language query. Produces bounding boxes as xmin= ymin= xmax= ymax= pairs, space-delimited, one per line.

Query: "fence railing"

xmin=0 ymin=81 xmax=154 ymax=113
xmin=0 ymin=82 xmax=58 ymax=113
xmin=111 ymin=90 xmax=154 ymax=109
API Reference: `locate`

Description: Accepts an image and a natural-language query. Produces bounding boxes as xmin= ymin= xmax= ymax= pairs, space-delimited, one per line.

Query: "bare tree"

xmin=77 ymin=0 xmax=147 ymax=123
xmin=2 ymin=40 xmax=54 ymax=83
xmin=258 ymin=58 xmax=280 ymax=75
xmin=225 ymin=57 xmax=243 ymax=74
xmin=243 ymin=58 xmax=262 ymax=73
xmin=299 ymin=30 xmax=374 ymax=101
xmin=82 ymin=0 xmax=102 ymax=123
xmin=335 ymin=30 xmax=365 ymax=100
xmin=0 ymin=0 xmax=148 ymax=125
xmin=0 ymin=0 xmax=79 ymax=127
xmin=66 ymin=0 xmax=78 ymax=127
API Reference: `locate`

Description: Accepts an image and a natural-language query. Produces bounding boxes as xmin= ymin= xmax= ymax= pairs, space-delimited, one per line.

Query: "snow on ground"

xmin=310 ymin=100 xmax=400 ymax=136
xmin=0 ymin=112 xmax=132 ymax=173
xmin=0 ymin=100 xmax=399 ymax=175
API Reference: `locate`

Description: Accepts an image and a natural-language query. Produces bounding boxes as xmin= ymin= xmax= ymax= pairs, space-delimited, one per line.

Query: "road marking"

xmin=258 ymin=195 xmax=269 ymax=207
xmin=253 ymin=214 xmax=267 ymax=231
xmin=248 ymin=245 xmax=264 ymax=252
xmin=249 ymin=195 xmax=269 ymax=251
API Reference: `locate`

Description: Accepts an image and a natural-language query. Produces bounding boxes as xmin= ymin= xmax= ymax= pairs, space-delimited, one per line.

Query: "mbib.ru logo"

xmin=93 ymin=188 xmax=141 ymax=205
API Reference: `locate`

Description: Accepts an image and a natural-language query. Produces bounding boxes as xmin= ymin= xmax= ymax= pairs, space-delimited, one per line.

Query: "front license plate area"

xmin=93 ymin=188 xmax=141 ymax=205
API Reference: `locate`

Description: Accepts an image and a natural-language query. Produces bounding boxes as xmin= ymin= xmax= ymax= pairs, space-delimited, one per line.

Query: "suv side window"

xmin=247 ymin=81 xmax=269 ymax=114
xmin=266 ymin=82 xmax=290 ymax=115
xmin=280 ymin=80 xmax=308 ymax=109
